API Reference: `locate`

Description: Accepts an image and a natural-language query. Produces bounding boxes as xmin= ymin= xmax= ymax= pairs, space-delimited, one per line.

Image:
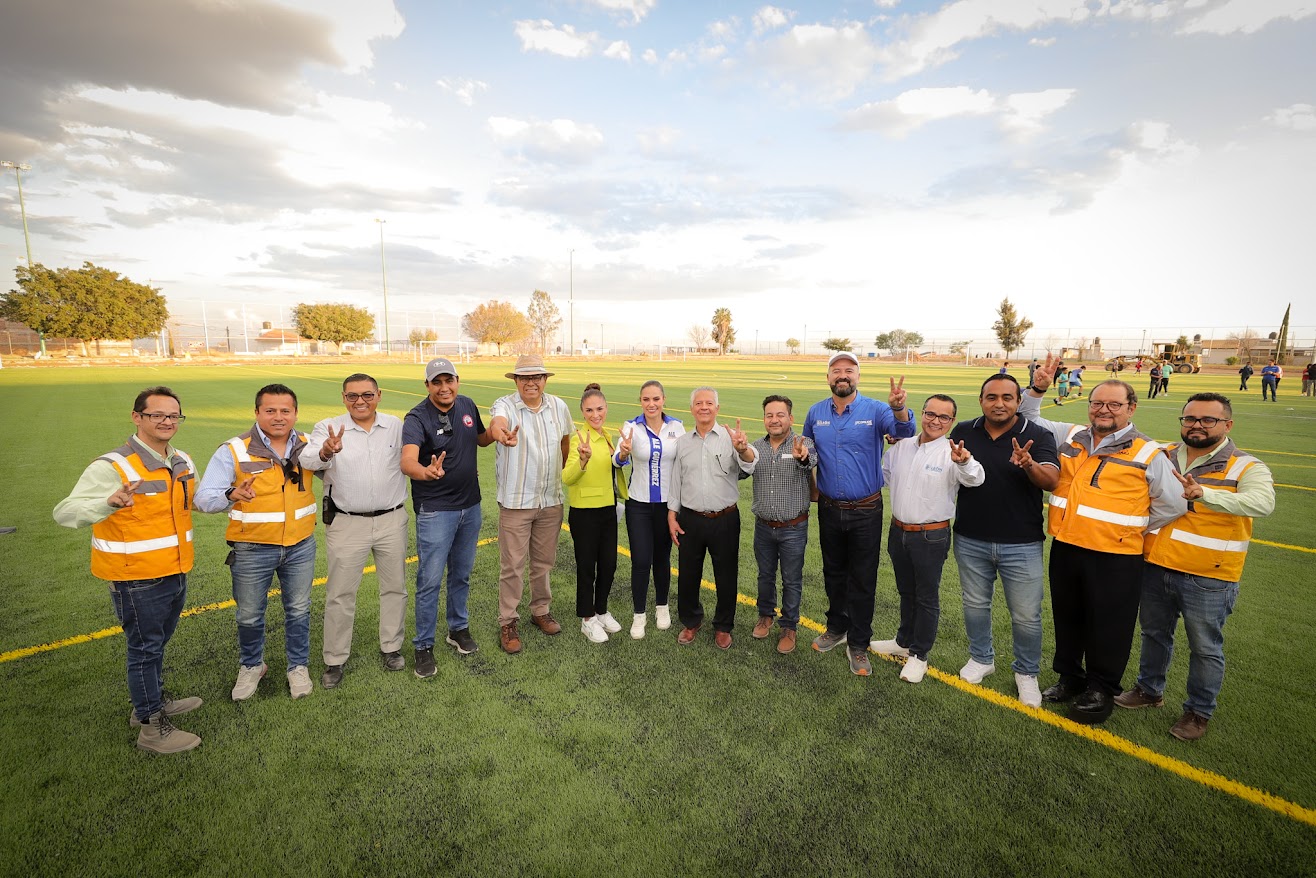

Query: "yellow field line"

xmin=1253 ymin=539 xmax=1316 ymax=554
xmin=5 ymin=531 xmax=1315 ymax=827
xmin=1276 ymin=483 xmax=1316 ymax=492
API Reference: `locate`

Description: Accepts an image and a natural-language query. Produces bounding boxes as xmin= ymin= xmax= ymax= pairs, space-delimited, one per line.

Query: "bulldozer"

xmin=1105 ymin=343 xmax=1202 ymax=374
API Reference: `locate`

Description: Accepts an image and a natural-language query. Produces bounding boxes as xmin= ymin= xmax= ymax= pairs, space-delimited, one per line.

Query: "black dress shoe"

xmin=321 ymin=665 xmax=344 ymax=689
xmin=1068 ymin=689 xmax=1114 ymax=725
xmin=1041 ymin=680 xmax=1085 ymax=703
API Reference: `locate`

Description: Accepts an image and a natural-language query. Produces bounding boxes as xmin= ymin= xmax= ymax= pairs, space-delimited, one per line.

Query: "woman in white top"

xmin=613 ymin=379 xmax=685 ymax=639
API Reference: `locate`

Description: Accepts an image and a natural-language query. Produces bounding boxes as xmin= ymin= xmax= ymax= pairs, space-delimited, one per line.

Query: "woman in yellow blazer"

xmin=563 ymin=383 xmax=623 ymax=642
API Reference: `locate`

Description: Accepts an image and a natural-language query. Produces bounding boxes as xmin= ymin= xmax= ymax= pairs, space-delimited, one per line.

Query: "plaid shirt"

xmin=741 ymin=432 xmax=816 ymax=521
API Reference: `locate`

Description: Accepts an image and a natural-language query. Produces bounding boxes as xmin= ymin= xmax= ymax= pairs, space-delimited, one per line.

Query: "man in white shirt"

xmin=300 ymin=373 xmax=409 ymax=688
xmin=874 ymin=394 xmax=984 ymax=682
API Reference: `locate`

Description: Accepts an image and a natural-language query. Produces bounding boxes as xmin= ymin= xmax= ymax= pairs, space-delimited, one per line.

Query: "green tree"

xmin=948 ymin=340 xmax=971 ymax=355
xmin=462 ymin=299 xmax=531 ymax=355
xmin=1275 ymin=304 xmax=1291 ymax=365
xmin=526 ymin=289 xmax=562 ymax=353
xmin=408 ymin=327 xmax=438 ymax=346
xmin=785 ymin=337 xmax=801 ymax=355
xmin=2 ymin=262 xmax=169 ymax=355
xmin=821 ymin=337 xmax=852 ymax=353
xmin=292 ymin=303 xmax=375 ymax=354
xmin=991 ymin=299 xmax=1033 ymax=358
xmin=1174 ymin=334 xmax=1191 ymax=353
xmin=874 ymin=329 xmax=924 ymax=357
xmin=711 ymin=308 xmax=735 ymax=355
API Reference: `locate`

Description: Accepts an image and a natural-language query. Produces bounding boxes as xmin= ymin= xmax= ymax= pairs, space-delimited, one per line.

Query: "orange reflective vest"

xmin=1144 ymin=439 xmax=1257 ymax=582
xmin=223 ymin=428 xmax=316 ymax=546
xmin=1047 ymin=424 xmax=1164 ymax=555
xmin=90 ymin=438 xmax=196 ymax=580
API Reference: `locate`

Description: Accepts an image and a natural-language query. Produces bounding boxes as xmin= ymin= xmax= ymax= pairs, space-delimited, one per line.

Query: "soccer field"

xmin=1 ymin=358 xmax=1314 ymax=876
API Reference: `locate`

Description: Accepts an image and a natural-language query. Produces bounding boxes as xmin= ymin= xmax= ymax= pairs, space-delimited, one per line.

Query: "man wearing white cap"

xmin=487 ymin=354 xmax=574 ymax=654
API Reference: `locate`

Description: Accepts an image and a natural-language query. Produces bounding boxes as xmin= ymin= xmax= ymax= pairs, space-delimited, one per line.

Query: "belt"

xmin=891 ymin=517 xmax=950 ymax=532
xmin=339 ymin=503 xmax=405 ymax=518
xmin=682 ymin=504 xmax=738 ymax=519
xmin=818 ymin=491 xmax=882 ymax=511
xmin=758 ymin=513 xmax=808 ymax=529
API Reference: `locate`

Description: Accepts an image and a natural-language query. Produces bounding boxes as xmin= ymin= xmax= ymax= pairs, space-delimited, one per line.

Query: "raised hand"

xmin=728 ymin=418 xmax=749 ymax=453
xmin=617 ymin=424 xmax=633 ymax=461
xmin=949 ymin=439 xmax=971 ymax=464
xmin=498 ymin=424 xmax=520 ymax=447
xmin=792 ymin=435 xmax=809 ymax=462
xmin=1173 ymin=468 xmax=1204 ymax=501
xmin=108 ymin=480 xmax=143 ymax=509
xmin=888 ymin=375 xmax=907 ymax=410
xmin=423 ymin=452 xmax=447 ymax=481
xmin=1032 ymin=354 xmax=1058 ymax=392
xmin=320 ymin=424 xmax=345 ymax=460
xmin=229 ymin=476 xmax=257 ymax=503
xmin=576 ymin=429 xmax=592 ymax=466
xmin=1010 ymin=438 xmax=1035 ymax=469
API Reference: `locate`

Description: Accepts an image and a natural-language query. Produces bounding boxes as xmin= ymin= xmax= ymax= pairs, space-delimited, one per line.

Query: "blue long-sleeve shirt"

xmin=803 ymin=393 xmax=914 ymax=500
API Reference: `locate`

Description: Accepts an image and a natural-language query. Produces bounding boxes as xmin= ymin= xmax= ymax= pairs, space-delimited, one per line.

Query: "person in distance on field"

xmin=54 ymin=386 xmax=203 ymax=753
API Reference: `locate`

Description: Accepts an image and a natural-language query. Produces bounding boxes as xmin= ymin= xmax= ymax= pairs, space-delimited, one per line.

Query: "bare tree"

xmin=687 ymin=324 xmax=711 ymax=350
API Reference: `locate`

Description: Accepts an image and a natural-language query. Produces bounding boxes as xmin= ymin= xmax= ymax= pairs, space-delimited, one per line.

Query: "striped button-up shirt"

xmin=741 ymin=432 xmax=816 ymax=521
xmin=667 ymin=423 xmax=757 ymax=513
xmin=491 ymin=392 xmax=574 ymax=509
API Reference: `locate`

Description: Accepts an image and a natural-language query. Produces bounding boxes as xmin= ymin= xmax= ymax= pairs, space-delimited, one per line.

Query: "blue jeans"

xmin=230 ymin=536 xmax=316 ymax=669
xmin=414 ymin=503 xmax=482 ymax=648
xmin=110 ymin=573 xmax=187 ymax=723
xmin=753 ymin=518 xmax=807 ymax=629
xmin=953 ymin=534 xmax=1044 ymax=675
xmin=1136 ymin=563 xmax=1238 ymax=719
xmin=887 ymin=524 xmax=950 ymax=660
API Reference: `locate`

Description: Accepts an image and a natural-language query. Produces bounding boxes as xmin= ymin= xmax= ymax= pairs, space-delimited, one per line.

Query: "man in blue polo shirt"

xmin=803 ymin=351 xmax=915 ymax=676
xmin=401 ymin=357 xmax=494 ymax=678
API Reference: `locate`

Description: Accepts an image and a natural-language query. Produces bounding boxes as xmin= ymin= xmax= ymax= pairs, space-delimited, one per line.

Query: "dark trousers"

xmin=1049 ymin=540 xmax=1144 ymax=695
xmin=626 ymin=500 xmax=672 ymax=612
xmin=675 ymin=508 xmax=740 ymax=632
xmin=1148 ymin=378 xmax=1159 ymax=399
xmin=110 ymin=573 xmax=188 ymax=723
xmin=886 ymin=523 xmax=950 ymax=660
xmin=1262 ymin=378 xmax=1278 ymax=401
xmin=569 ymin=505 xmax=618 ymax=618
xmin=818 ymin=499 xmax=883 ymax=650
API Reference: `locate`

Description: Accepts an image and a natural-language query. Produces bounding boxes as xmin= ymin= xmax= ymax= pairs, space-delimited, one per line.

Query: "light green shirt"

xmin=53 ymin=438 xmax=178 ymax=529
xmin=1178 ymin=440 xmax=1276 ymax=519
xmin=562 ymin=426 xmax=618 ymax=510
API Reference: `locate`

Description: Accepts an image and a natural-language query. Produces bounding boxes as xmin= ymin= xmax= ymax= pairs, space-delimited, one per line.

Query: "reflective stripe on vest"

xmin=1074 ymin=504 xmax=1149 ymax=528
xmin=1145 ymin=440 xmax=1255 ymax=580
xmin=91 ymin=530 xmax=194 ymax=554
xmin=90 ymin=443 xmax=194 ymax=580
xmin=100 ymin=451 xmax=144 ymax=482
xmin=1048 ymin=429 xmax=1158 ymax=555
xmin=223 ymin=431 xmax=316 ymax=546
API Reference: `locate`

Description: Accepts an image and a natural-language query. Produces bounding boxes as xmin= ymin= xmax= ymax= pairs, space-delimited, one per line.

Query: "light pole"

xmin=2 ymin=160 xmax=43 ymax=355
xmin=568 ymin=248 xmax=574 ymax=357
xmin=375 ymin=218 xmax=390 ymax=356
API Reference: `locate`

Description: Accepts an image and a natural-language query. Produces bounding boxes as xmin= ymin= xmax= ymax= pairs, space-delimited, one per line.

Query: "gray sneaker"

xmin=812 ymin=629 xmax=848 ymax=653
xmin=445 ymin=628 xmax=479 ymax=655
xmin=136 ymin=711 xmax=201 ymax=754
xmin=381 ymin=651 xmax=405 ymax=672
xmin=847 ymin=646 xmax=872 ymax=677
xmin=129 ymin=692 xmax=202 ymax=727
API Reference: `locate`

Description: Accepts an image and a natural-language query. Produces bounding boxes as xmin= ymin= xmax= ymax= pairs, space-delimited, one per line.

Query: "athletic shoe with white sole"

xmin=231 ymin=663 xmax=267 ymax=701
xmin=597 ymin=612 xmax=622 ymax=634
xmin=581 ymin=616 xmax=608 ymax=643
xmin=654 ymin=605 xmax=672 ymax=630
xmin=872 ymin=638 xmax=910 ymax=658
xmin=900 ymin=656 xmax=928 ymax=683
xmin=959 ymin=658 xmax=996 ymax=684
xmin=1015 ymin=673 xmax=1043 ymax=708
xmin=287 ymin=665 xmax=313 ymax=700
xmin=630 ymin=613 xmax=647 ymax=640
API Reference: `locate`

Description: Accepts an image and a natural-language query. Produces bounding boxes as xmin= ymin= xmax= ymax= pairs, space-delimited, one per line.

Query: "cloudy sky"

xmin=1 ymin=0 xmax=1312 ymax=354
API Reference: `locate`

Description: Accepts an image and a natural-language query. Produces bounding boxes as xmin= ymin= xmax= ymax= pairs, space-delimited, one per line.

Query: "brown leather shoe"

xmin=714 ymin=630 xmax=733 ymax=650
xmin=677 ymin=625 xmax=700 ymax=645
xmin=752 ymin=616 xmax=773 ymax=639
xmin=1169 ymin=710 xmax=1209 ymax=741
xmin=777 ymin=629 xmax=796 ymax=654
xmin=530 ymin=613 xmax=561 ymax=635
xmin=1114 ymin=685 xmax=1164 ymax=710
xmin=499 ymin=622 xmax=522 ymax=654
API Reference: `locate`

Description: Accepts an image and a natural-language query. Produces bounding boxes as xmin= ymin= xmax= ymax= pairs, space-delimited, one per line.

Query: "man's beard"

xmin=1181 ymin=432 xmax=1215 ymax=448
xmin=830 ymin=379 xmax=856 ymax=398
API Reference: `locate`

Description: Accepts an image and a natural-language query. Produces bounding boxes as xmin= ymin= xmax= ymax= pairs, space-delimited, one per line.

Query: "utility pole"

xmin=2 ymin=160 xmax=43 ymax=356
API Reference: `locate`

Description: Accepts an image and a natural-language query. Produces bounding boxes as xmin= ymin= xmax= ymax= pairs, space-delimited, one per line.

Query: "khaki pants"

xmin=497 ymin=504 xmax=563 ymax=625
xmin=322 ymin=507 xmax=408 ymax=665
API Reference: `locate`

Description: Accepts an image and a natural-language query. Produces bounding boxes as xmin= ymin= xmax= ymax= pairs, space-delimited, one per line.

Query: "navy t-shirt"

xmin=950 ymin=415 xmax=1059 ymax=544
xmin=402 ymin=395 xmax=485 ymax=513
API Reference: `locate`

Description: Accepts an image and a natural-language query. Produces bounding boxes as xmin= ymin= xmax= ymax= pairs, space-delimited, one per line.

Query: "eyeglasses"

xmin=515 ymin=374 xmax=548 ymax=383
xmin=1088 ymin=401 xmax=1128 ymax=412
xmin=343 ymin=392 xmax=378 ymax=402
xmin=1179 ymin=416 xmax=1227 ymax=428
xmin=921 ymin=411 xmax=954 ymax=424
xmin=140 ymin=413 xmax=186 ymax=423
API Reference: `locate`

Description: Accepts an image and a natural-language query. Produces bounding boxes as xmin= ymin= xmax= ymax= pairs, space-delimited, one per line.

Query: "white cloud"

xmin=514 ymin=20 xmax=598 ymax=58
xmin=752 ymin=22 xmax=881 ymax=101
xmin=487 ymin=116 xmax=605 ymax=165
xmin=753 ymin=6 xmax=791 ymax=33
xmin=274 ymin=0 xmax=405 ymax=72
xmin=1029 ymin=36 xmax=1057 ymax=46
xmin=579 ymin=0 xmax=657 ymax=24
xmin=641 ymin=48 xmax=659 ymax=63
xmin=1180 ymin=0 xmax=1315 ymax=34
xmin=1267 ymin=103 xmax=1316 ymax=131
xmin=436 ymin=77 xmax=488 ymax=107
xmin=603 ymin=40 xmax=633 ymax=61
xmin=1001 ymin=88 xmax=1076 ymax=134
xmin=843 ymin=86 xmax=1073 ymax=137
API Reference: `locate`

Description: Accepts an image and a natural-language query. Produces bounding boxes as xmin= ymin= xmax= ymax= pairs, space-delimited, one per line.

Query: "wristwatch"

xmin=224 ymin=486 xmax=236 ymax=501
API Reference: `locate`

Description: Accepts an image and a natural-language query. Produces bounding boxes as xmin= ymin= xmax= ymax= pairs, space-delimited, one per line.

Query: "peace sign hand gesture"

xmin=617 ymin=424 xmax=633 ymax=462
xmin=728 ymin=418 xmax=749 ymax=453
xmin=1174 ymin=469 xmax=1205 ymax=501
xmin=320 ymin=424 xmax=345 ymax=460
xmin=791 ymin=435 xmax=810 ymax=462
xmin=108 ymin=480 xmax=143 ymax=509
xmin=888 ymin=376 xmax=907 ymax=411
xmin=1010 ymin=438 xmax=1036 ymax=469
xmin=1032 ymin=355 xmax=1058 ymax=392
xmin=576 ymin=429 xmax=592 ymax=467
xmin=949 ymin=439 xmax=971 ymax=464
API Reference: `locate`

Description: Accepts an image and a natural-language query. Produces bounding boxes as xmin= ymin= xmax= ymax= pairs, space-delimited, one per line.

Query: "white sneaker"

xmin=959 ymin=658 xmax=996 ymax=684
xmin=597 ymin=612 xmax=622 ymax=634
xmin=872 ymin=638 xmax=909 ymax=658
xmin=655 ymin=604 xmax=671 ymax=630
xmin=1015 ymin=673 xmax=1042 ymax=708
xmin=581 ymin=616 xmax=608 ymax=643
xmin=630 ymin=613 xmax=647 ymax=640
xmin=231 ymin=663 xmax=267 ymax=701
xmin=287 ymin=665 xmax=313 ymax=699
xmin=900 ymin=656 xmax=928 ymax=683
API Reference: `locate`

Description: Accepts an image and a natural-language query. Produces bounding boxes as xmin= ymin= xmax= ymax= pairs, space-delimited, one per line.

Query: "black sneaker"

xmin=414 ymin=647 xmax=437 ymax=679
xmin=445 ymin=628 xmax=479 ymax=655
